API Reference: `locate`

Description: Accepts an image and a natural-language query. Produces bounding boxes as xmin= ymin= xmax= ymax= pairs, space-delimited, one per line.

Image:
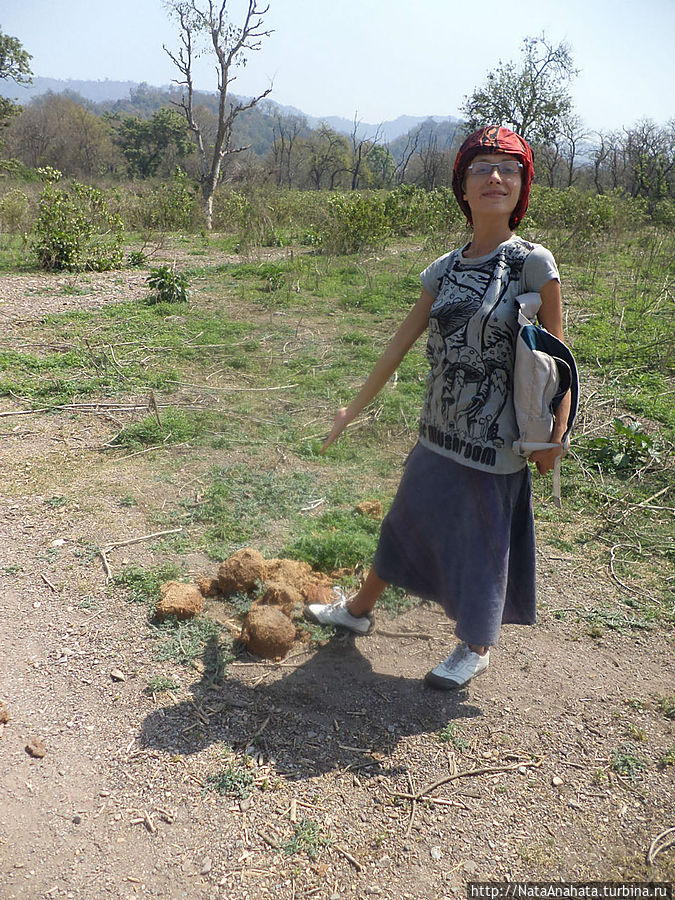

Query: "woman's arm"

xmin=529 ymin=278 xmax=572 ymax=475
xmin=322 ymin=288 xmax=435 ymax=453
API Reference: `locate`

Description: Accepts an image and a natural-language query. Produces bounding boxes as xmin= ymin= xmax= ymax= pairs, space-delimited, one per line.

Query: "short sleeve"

xmin=420 ymin=251 xmax=455 ymax=299
xmin=522 ymin=245 xmax=559 ymax=293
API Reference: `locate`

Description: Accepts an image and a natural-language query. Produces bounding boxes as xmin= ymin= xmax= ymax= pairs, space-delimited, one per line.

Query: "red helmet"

xmin=452 ymin=126 xmax=534 ymax=229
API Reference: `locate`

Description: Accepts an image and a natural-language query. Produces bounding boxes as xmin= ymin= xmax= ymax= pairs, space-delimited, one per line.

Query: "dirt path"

xmin=0 ymin=267 xmax=673 ymax=900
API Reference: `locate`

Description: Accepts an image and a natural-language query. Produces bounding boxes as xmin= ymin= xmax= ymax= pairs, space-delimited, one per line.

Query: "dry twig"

xmin=98 ymin=527 xmax=183 ymax=580
xmin=391 ymin=756 xmax=544 ymax=802
xmin=647 ymin=827 xmax=675 ymax=865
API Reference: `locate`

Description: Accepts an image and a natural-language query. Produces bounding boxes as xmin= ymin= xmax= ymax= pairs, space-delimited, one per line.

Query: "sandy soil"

xmin=0 ymin=265 xmax=673 ymax=900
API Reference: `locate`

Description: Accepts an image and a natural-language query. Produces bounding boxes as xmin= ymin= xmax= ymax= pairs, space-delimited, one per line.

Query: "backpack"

xmin=511 ymin=292 xmax=579 ymax=505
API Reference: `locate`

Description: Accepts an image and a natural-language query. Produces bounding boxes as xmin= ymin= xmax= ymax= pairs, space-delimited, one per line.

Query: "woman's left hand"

xmin=529 ymin=444 xmax=566 ymax=476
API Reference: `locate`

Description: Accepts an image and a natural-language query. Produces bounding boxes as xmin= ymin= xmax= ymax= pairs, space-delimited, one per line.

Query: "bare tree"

xmin=538 ymin=114 xmax=588 ymax=187
xmin=623 ymin=119 xmax=675 ymax=207
xmin=348 ymin=115 xmax=382 ymax=190
xmin=271 ymin=114 xmax=303 ymax=188
xmin=391 ymin=126 xmax=421 ymax=185
xmin=164 ymin=0 xmax=272 ymax=228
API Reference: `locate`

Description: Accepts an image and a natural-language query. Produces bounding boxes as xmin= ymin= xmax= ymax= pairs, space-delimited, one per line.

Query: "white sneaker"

xmin=425 ymin=643 xmax=490 ymax=690
xmin=303 ymin=588 xmax=375 ymax=635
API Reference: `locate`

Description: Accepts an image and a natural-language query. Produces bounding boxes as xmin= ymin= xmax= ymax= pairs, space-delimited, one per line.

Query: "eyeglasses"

xmin=467 ymin=161 xmax=523 ymax=177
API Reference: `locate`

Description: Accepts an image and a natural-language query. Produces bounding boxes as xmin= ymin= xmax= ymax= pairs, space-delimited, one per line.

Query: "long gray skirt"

xmin=372 ymin=443 xmax=536 ymax=646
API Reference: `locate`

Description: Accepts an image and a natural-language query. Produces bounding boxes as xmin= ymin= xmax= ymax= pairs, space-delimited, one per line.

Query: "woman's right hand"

xmin=321 ymin=407 xmax=350 ymax=454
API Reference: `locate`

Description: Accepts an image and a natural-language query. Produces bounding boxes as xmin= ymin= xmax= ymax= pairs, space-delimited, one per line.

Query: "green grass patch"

xmin=112 ymin=564 xmax=182 ymax=604
xmin=282 ymin=818 xmax=330 ymax=860
xmin=206 ymin=759 xmax=255 ymax=799
xmin=184 ymin=464 xmax=317 ymax=559
xmin=146 ymin=675 xmax=180 ymax=694
xmin=610 ymin=743 xmax=648 ymax=779
xmin=111 ymin=407 xmax=222 ymax=450
xmin=150 ymin=616 xmax=234 ymax=671
xmin=282 ymin=508 xmax=381 ymax=572
xmin=438 ymin=722 xmax=469 ymax=751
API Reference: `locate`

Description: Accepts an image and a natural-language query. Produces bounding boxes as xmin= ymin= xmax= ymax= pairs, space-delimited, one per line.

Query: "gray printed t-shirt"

xmin=418 ymin=235 xmax=560 ymax=474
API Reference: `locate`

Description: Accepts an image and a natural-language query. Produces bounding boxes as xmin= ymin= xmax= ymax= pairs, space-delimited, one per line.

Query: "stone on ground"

xmin=355 ymin=500 xmax=383 ymax=519
xmin=259 ymin=581 xmax=304 ymax=619
xmin=197 ymin=576 xmax=220 ymax=597
xmin=218 ymin=548 xmax=267 ymax=595
xmin=241 ymin=606 xmax=296 ymax=659
xmin=156 ymin=582 xmax=204 ymax=621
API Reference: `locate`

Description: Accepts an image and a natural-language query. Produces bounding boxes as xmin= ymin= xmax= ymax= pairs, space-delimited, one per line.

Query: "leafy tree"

xmin=164 ymin=0 xmax=272 ymax=228
xmin=462 ymin=35 xmax=578 ymax=144
xmin=108 ymin=107 xmax=193 ymax=176
xmin=0 ymin=29 xmax=32 ymax=84
xmin=304 ymin=125 xmax=350 ymax=190
xmin=0 ymin=28 xmax=33 ymax=128
xmin=5 ymin=93 xmax=120 ymax=175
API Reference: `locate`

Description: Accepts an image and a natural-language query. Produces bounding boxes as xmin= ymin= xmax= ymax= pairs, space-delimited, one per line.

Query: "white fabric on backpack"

xmin=511 ymin=292 xmax=579 ymax=505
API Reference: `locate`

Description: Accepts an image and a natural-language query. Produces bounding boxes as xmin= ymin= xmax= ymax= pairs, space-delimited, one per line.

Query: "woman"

xmin=304 ymin=126 xmax=570 ymax=690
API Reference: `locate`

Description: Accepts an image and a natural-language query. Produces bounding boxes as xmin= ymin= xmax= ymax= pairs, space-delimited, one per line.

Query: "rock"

xmin=200 ymin=857 xmax=212 ymax=875
xmin=110 ymin=668 xmax=126 ymax=682
xmin=0 ymin=702 xmax=9 ymax=724
xmin=355 ymin=500 xmax=383 ymax=519
xmin=265 ymin=557 xmax=313 ymax=586
xmin=218 ymin=548 xmax=267 ymax=595
xmin=259 ymin=581 xmax=304 ymax=619
xmin=301 ymin=581 xmax=333 ymax=607
xmin=241 ymin=606 xmax=296 ymax=659
xmin=26 ymin=737 xmax=46 ymax=759
xmin=552 ymin=775 xmax=564 ymax=787
xmin=198 ymin=576 xmax=220 ymax=598
xmin=430 ymin=846 xmax=443 ymax=860
xmin=156 ymin=582 xmax=204 ymax=621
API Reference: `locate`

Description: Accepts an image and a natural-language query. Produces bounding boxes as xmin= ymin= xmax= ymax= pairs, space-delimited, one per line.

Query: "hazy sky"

xmin=2 ymin=0 xmax=673 ymax=131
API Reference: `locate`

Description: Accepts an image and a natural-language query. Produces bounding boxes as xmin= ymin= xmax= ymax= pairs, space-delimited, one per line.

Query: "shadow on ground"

xmin=140 ymin=632 xmax=483 ymax=780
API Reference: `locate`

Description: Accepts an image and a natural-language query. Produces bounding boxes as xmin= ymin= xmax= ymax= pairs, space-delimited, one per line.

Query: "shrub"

xmin=139 ymin=169 xmax=197 ymax=231
xmin=320 ymin=192 xmax=391 ymax=254
xmin=145 ymin=265 xmax=189 ymax=304
xmin=0 ymin=188 xmax=30 ymax=233
xmin=31 ymin=175 xmax=124 ymax=272
xmin=581 ymin=417 xmax=660 ymax=474
xmin=525 ymin=186 xmax=646 ymax=234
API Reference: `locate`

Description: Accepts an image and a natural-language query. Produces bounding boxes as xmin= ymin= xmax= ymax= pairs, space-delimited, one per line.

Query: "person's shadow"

xmin=140 ymin=629 xmax=483 ymax=781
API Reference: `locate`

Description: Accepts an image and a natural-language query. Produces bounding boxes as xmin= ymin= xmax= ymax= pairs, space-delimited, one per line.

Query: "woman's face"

xmin=462 ymin=153 xmax=523 ymax=223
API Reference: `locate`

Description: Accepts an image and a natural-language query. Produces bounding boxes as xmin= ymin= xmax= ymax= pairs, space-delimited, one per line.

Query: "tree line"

xmin=1 ymin=14 xmax=674 ymax=223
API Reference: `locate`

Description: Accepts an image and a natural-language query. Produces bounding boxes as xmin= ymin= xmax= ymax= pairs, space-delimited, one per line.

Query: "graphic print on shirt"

xmin=420 ymin=242 xmax=531 ymax=468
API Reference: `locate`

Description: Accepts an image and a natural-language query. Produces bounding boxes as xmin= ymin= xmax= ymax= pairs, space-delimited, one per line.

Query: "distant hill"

xmin=1 ymin=77 xmax=461 ymax=145
xmin=2 ymin=76 xmax=139 ymax=104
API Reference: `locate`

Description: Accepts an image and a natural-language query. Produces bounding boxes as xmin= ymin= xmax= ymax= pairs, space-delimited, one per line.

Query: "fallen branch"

xmin=609 ymin=544 xmax=658 ymax=604
xmin=165 ymin=379 xmax=298 ymax=393
xmin=390 ymin=756 xmax=544 ymax=802
xmin=40 ymin=573 xmax=57 ymax=592
xmin=375 ymin=629 xmax=434 ymax=639
xmin=98 ymin=528 xmax=183 ymax=580
xmin=404 ymin=770 xmax=417 ymax=840
xmin=333 ymin=844 xmax=362 ymax=871
xmin=647 ymin=826 xmax=675 ymax=866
